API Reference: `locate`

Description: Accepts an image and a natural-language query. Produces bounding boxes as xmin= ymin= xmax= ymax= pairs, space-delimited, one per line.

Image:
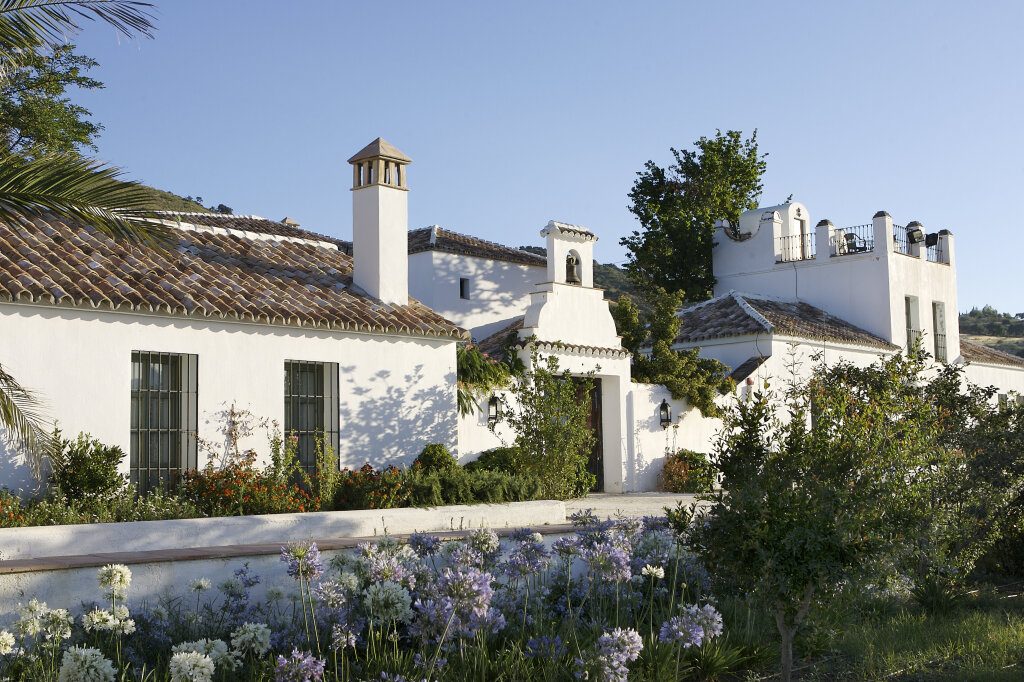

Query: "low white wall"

xmin=0 ymin=500 xmax=566 ymax=561
xmin=962 ymin=361 xmax=1024 ymax=400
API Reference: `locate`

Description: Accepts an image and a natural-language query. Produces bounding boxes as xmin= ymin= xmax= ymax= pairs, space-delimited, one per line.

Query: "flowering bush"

xmin=0 ymin=514 xmax=731 ymax=681
xmin=180 ymin=450 xmax=316 ymax=516
xmin=658 ymin=448 xmax=716 ymax=494
xmin=333 ymin=463 xmax=411 ymax=510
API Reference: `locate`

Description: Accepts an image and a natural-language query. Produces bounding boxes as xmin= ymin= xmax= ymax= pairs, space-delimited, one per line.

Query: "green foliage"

xmin=658 ymin=448 xmax=716 ymax=493
xmin=47 ymin=429 xmax=126 ymax=500
xmin=504 ymin=352 xmax=596 ymax=499
xmin=413 ymin=442 xmax=457 ymax=473
xmin=614 ymin=289 xmax=733 ymax=418
xmin=463 ymin=446 xmax=520 ymax=475
xmin=405 ymin=466 xmax=544 ymax=507
xmin=179 ymin=451 xmax=317 ymax=516
xmin=0 ymin=42 xmax=102 ymax=158
xmin=333 ymin=463 xmax=411 ymax=510
xmin=960 ymin=304 xmax=1024 ymax=338
xmin=456 ymin=342 xmax=512 ymax=416
xmin=909 ymin=574 xmax=963 ymax=615
xmin=622 ymin=129 xmax=767 ymax=301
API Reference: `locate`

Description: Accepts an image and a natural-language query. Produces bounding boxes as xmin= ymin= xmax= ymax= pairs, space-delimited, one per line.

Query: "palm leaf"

xmin=0 ymin=0 xmax=154 ymax=63
xmin=0 ymin=153 xmax=171 ymax=244
xmin=0 ymin=362 xmax=54 ymax=478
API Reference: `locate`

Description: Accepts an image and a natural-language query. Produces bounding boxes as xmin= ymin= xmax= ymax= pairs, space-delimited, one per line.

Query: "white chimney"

xmin=348 ymin=137 xmax=411 ymax=305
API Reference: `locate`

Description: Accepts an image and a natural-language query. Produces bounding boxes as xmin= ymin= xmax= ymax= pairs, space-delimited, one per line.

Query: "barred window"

xmin=130 ymin=351 xmax=197 ymax=493
xmin=284 ymin=361 xmax=340 ymax=476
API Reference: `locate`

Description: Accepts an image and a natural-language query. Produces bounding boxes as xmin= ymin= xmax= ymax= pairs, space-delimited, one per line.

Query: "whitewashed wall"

xmin=963 ymin=362 xmax=1024 ymax=399
xmin=0 ymin=303 xmax=458 ymax=491
xmin=408 ymin=251 xmax=542 ymax=341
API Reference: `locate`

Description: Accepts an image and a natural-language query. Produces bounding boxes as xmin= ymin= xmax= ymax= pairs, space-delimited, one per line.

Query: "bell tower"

xmin=348 ymin=138 xmax=411 ymax=305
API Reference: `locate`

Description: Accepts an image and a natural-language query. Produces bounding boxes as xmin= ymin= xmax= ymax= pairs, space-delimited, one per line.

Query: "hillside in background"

xmin=137 ymin=186 xmax=210 ymax=213
xmin=959 ymin=306 xmax=1024 ymax=359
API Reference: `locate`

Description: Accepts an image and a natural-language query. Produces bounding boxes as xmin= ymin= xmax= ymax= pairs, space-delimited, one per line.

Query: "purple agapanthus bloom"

xmin=410 ymin=566 xmax=504 ymax=644
xmin=552 ymin=536 xmax=581 ymax=558
xmin=501 ymin=540 xmax=550 ymax=580
xmin=407 ymin=533 xmax=442 ymax=557
xmin=658 ymin=614 xmax=704 ymax=648
xmin=280 ymin=542 xmax=324 ymax=582
xmin=508 ymin=528 xmax=538 ymax=543
xmin=525 ymin=634 xmax=567 ymax=659
xmin=596 ymin=628 xmax=643 ymax=682
xmin=273 ymin=648 xmax=325 ymax=682
xmin=583 ymin=542 xmax=632 ymax=583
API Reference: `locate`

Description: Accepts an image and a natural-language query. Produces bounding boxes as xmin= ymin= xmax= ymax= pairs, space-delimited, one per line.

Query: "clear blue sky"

xmin=72 ymin=1 xmax=1023 ymax=314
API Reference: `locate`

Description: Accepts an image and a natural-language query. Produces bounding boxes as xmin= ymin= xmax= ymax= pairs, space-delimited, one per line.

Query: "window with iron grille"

xmin=130 ymin=351 xmax=197 ymax=493
xmin=932 ymin=301 xmax=947 ymax=362
xmin=284 ymin=361 xmax=340 ymax=476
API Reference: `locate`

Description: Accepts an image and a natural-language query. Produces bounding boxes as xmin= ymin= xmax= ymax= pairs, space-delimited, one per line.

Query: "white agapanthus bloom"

xmin=337 ymin=571 xmax=360 ymax=593
xmin=530 ymin=532 xmax=544 ymax=544
xmin=40 ymin=608 xmax=73 ymax=641
xmin=58 ymin=646 xmax=116 ymax=682
xmin=469 ymin=528 xmax=500 ymax=554
xmin=363 ymin=580 xmax=413 ymax=624
xmin=0 ymin=630 xmax=15 ymax=655
xmin=684 ymin=603 xmax=724 ymax=640
xmin=81 ymin=608 xmax=117 ymax=632
xmin=96 ymin=564 xmax=132 ymax=596
xmin=16 ymin=598 xmax=48 ymax=637
xmin=173 ymin=638 xmax=238 ymax=671
xmin=641 ymin=564 xmax=666 ymax=580
xmin=189 ymin=577 xmax=212 ymax=592
xmin=230 ymin=622 xmax=271 ymax=658
xmin=169 ymin=651 xmax=215 ymax=682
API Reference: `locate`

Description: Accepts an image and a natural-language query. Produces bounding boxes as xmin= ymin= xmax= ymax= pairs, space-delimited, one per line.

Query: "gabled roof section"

xmin=408 ymin=226 xmax=546 ymax=267
xmin=154 ymin=212 xmax=348 ymax=248
xmin=674 ymin=291 xmax=898 ymax=351
xmin=541 ymin=220 xmax=597 ymax=242
xmin=476 ymin=318 xmax=524 ymax=360
xmin=0 ymin=212 xmax=465 ymax=340
xmin=960 ymin=338 xmax=1024 ymax=368
xmin=729 ymin=356 xmax=768 ymax=383
xmin=347 ymin=137 xmax=412 ymax=164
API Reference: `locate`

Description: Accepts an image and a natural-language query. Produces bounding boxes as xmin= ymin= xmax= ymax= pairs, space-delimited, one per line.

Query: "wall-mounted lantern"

xmin=487 ymin=395 xmax=503 ymax=427
xmin=659 ymin=399 xmax=672 ymax=429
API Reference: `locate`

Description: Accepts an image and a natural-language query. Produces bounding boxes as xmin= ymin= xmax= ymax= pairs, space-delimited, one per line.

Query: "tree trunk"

xmin=774 ymin=583 xmax=816 ymax=682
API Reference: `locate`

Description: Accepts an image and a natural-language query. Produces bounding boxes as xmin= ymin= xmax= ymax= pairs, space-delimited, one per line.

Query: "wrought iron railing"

xmin=776 ymin=233 xmax=816 ymax=263
xmin=927 ymin=241 xmax=946 ymax=264
xmin=934 ymin=332 xmax=947 ymax=362
xmin=830 ymin=224 xmax=874 ymax=255
xmin=892 ymin=225 xmax=912 ymax=256
xmin=906 ymin=328 xmax=923 ymax=352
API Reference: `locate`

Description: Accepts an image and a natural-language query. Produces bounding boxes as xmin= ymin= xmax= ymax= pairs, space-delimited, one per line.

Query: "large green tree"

xmin=0 ymin=0 xmax=159 ymax=477
xmin=1 ymin=42 xmax=103 ymax=157
xmin=622 ymin=130 xmax=766 ymax=301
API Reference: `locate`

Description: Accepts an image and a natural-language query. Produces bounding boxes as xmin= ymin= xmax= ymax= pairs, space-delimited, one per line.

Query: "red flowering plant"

xmin=0 ymin=489 xmax=24 ymax=527
xmin=333 ymin=463 xmax=410 ymax=510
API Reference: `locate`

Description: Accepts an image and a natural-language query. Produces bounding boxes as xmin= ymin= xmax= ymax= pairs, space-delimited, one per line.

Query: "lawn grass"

xmin=716 ymin=587 xmax=1024 ymax=681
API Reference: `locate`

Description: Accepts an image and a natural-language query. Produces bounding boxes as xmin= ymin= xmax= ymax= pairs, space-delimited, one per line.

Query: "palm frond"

xmin=0 ymin=153 xmax=171 ymax=245
xmin=0 ymin=0 xmax=154 ymax=62
xmin=0 ymin=362 xmax=54 ymax=478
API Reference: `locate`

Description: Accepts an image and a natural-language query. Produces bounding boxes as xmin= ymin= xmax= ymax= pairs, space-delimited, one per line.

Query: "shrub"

xmin=179 ymin=451 xmax=316 ymax=516
xmin=0 ymin=488 xmax=24 ymax=527
xmin=659 ymin=449 xmax=716 ymax=493
xmin=405 ymin=466 xmax=544 ymax=507
xmin=463 ymin=446 xmax=520 ymax=475
xmin=413 ymin=443 xmax=457 ymax=473
xmin=48 ymin=430 xmax=127 ymax=500
xmin=333 ymin=464 xmax=411 ymax=510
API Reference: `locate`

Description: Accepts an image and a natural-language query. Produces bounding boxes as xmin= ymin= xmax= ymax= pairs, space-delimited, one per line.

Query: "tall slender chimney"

xmin=348 ymin=138 xmax=411 ymax=305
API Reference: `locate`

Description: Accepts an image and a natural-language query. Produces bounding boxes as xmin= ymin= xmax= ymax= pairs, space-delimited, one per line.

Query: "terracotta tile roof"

xmin=156 ymin=212 xmax=349 ymax=247
xmin=729 ymin=356 xmax=768 ymax=383
xmin=408 ymin=226 xmax=546 ymax=267
xmin=476 ymin=318 xmax=524 ymax=359
xmin=960 ymin=338 xmax=1024 ymax=368
xmin=0 ymin=212 xmax=466 ymax=340
xmin=674 ymin=292 xmax=898 ymax=351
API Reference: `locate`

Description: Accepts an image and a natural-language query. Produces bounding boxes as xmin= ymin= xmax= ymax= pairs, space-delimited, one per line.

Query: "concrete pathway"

xmin=564 ymin=492 xmax=705 ymax=520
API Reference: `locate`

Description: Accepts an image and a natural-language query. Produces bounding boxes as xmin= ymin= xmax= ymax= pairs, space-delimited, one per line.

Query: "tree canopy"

xmin=621 ymin=130 xmax=766 ymax=302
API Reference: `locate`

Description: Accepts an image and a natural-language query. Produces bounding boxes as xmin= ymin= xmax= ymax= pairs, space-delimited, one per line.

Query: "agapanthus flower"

xmin=57 ymin=646 xmax=116 ymax=682
xmin=583 ymin=542 xmax=632 ymax=583
xmin=230 ymin=622 xmax=271 ymax=658
xmin=641 ymin=564 xmax=665 ymax=580
xmin=0 ymin=630 xmax=14 ymax=655
xmin=96 ymin=564 xmax=132 ymax=597
xmin=169 ymin=651 xmax=215 ymax=682
xmin=189 ymin=578 xmax=212 ymax=593
xmin=315 ymin=580 xmax=348 ymax=610
xmin=501 ymin=539 xmax=550 ymax=579
xmin=408 ymin=532 xmax=442 ymax=557
xmin=364 ymin=581 xmax=413 ymax=624
xmin=596 ymin=628 xmax=643 ymax=682
xmin=525 ymin=634 xmax=567 ymax=659
xmin=173 ymin=638 xmax=238 ymax=671
xmin=658 ymin=614 xmax=703 ymax=648
xmin=330 ymin=623 xmax=357 ymax=650
xmin=552 ymin=536 xmax=581 ymax=557
xmin=685 ymin=603 xmax=724 ymax=640
xmin=411 ymin=565 xmax=504 ymax=644
xmin=281 ymin=541 xmax=324 ymax=582
xmin=274 ymin=648 xmax=325 ymax=682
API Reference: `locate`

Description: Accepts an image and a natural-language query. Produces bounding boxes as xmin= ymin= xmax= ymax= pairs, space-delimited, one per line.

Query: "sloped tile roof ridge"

xmin=408 ymin=225 xmax=546 ymax=266
xmin=730 ymin=291 xmax=774 ymax=333
xmin=155 ymin=212 xmax=350 ymax=249
xmin=542 ymin=220 xmax=597 ymax=240
xmin=960 ymin=337 xmax=1024 ymax=368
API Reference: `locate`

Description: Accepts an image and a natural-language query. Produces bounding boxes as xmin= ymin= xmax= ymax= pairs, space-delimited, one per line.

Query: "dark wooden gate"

xmin=576 ymin=378 xmax=604 ymax=492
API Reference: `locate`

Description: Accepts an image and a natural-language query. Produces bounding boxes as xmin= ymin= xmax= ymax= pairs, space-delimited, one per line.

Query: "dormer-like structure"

xmin=349 ymin=138 xmax=411 ymax=305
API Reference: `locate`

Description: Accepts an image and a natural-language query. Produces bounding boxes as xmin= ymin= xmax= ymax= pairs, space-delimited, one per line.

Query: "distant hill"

xmin=136 ymin=186 xmax=210 ymax=213
xmin=959 ymin=306 xmax=1024 ymax=359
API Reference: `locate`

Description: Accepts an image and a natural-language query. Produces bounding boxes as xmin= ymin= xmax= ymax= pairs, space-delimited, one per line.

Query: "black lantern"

xmin=487 ymin=395 xmax=502 ymax=426
xmin=659 ymin=399 xmax=672 ymax=429
xmin=907 ymin=226 xmax=926 ymax=244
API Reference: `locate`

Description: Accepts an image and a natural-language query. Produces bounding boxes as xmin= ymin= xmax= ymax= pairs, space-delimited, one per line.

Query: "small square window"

xmin=459 ymin=277 xmax=471 ymax=300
